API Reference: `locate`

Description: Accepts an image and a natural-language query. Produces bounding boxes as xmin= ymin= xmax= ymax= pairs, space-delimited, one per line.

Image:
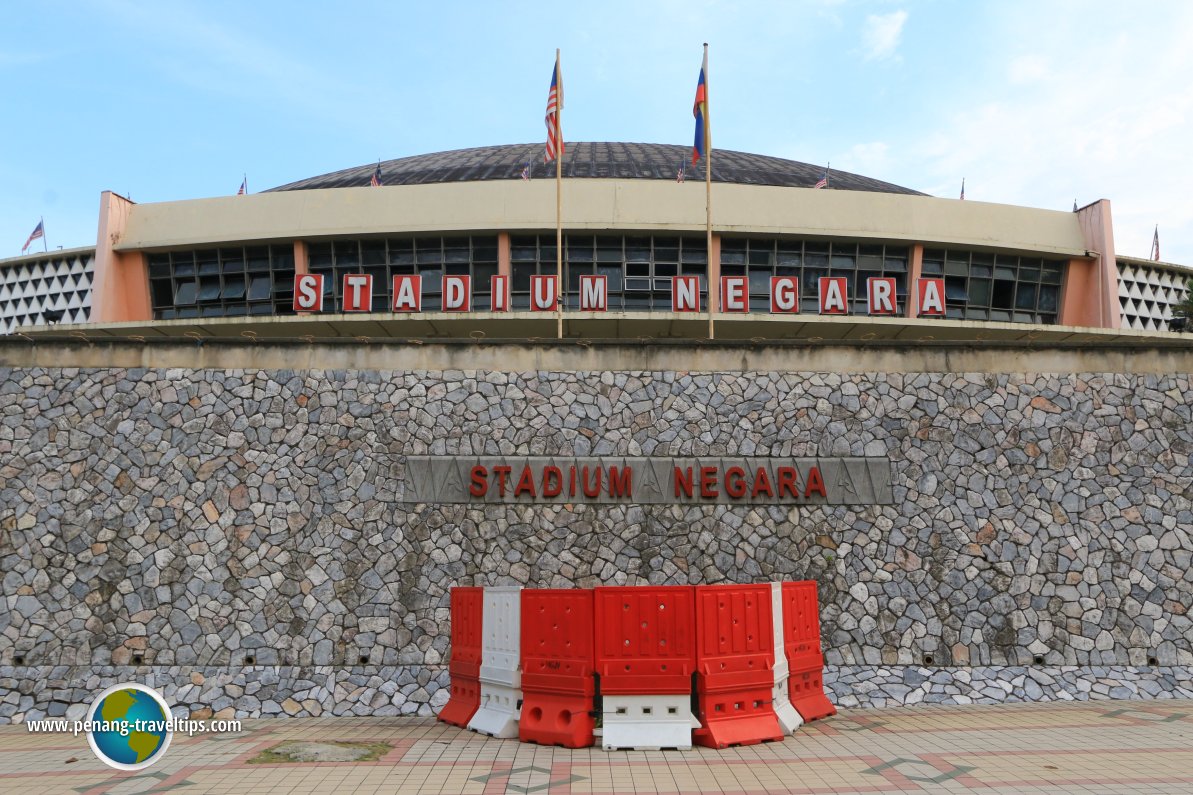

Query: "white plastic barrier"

xmin=770 ymin=582 xmax=803 ymax=734
xmin=467 ymin=586 xmax=523 ymax=738
xmin=600 ymin=694 xmax=701 ymax=751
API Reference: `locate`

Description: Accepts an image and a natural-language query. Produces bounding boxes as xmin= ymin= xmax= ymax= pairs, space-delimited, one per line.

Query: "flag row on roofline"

xmin=292 ymin=272 xmax=953 ymax=316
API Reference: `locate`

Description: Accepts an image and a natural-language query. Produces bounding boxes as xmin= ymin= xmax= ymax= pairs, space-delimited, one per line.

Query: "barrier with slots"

xmin=769 ymin=582 xmax=804 ymax=734
xmin=467 ymin=586 xmax=524 ymax=737
xmin=519 ymin=588 xmax=596 ymax=748
xmin=595 ymin=585 xmax=699 ymax=750
xmin=781 ymin=580 xmax=836 ymax=722
xmin=691 ymin=584 xmax=784 ymax=748
xmin=438 ymin=586 xmax=483 ymax=728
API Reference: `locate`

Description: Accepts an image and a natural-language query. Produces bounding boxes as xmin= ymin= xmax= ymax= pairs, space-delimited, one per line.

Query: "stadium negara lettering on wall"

xmin=402 ymin=457 xmax=892 ymax=505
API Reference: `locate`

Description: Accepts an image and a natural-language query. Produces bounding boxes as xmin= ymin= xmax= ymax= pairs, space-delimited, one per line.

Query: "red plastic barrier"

xmin=594 ymin=586 xmax=696 ymax=694
xmin=692 ymin=584 xmax=783 ymax=748
xmin=780 ymin=581 xmax=836 ymax=721
xmin=519 ymin=589 xmax=596 ymax=748
xmin=439 ymin=586 xmax=484 ymax=727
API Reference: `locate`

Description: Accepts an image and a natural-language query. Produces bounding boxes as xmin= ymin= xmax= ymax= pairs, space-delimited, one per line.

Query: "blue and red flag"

xmin=691 ymin=54 xmax=708 ymax=166
xmin=21 ymin=219 xmax=44 ymax=253
xmin=545 ymin=55 xmax=564 ymax=163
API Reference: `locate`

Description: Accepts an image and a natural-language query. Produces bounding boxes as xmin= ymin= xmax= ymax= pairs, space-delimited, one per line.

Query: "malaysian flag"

xmin=237 ymin=176 xmax=247 ymax=195
xmin=691 ymin=53 xmax=708 ymax=166
xmin=370 ymin=163 xmax=382 ymax=187
xmin=814 ymin=165 xmax=829 ymax=189
xmin=21 ymin=219 xmax=44 ymax=253
xmin=544 ymin=54 xmax=564 ymax=163
xmin=1152 ymin=225 xmax=1161 ymax=262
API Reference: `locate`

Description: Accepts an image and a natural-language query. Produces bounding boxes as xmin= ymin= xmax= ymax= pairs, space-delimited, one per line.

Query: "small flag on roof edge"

xmin=371 ymin=162 xmax=382 ymax=187
xmin=814 ymin=165 xmax=829 ymax=189
xmin=237 ymin=176 xmax=247 ymax=195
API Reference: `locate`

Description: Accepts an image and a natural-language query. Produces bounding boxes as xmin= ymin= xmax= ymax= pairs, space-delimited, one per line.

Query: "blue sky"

xmin=3 ymin=0 xmax=1191 ymax=265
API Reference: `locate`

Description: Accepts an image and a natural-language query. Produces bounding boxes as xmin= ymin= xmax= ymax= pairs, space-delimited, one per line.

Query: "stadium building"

xmin=1 ymin=142 xmax=1191 ymax=722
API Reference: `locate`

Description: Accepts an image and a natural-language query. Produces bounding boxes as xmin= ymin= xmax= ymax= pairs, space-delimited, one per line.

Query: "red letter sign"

xmin=491 ymin=274 xmax=509 ymax=312
xmin=442 ymin=275 xmax=471 ymax=312
xmin=530 ymin=274 xmax=557 ymax=311
xmin=818 ymin=276 xmax=848 ymax=315
xmin=770 ymin=276 xmax=799 ymax=313
xmin=672 ymin=275 xmax=700 ymax=312
xmin=293 ymin=274 xmax=324 ymax=312
xmin=720 ymin=276 xmax=748 ymax=312
xmin=391 ymin=274 xmax=421 ymax=311
xmin=916 ymin=277 xmax=945 ymax=316
xmin=867 ymin=277 xmax=897 ymax=315
xmin=342 ymin=274 xmax=372 ymax=312
xmin=579 ymin=274 xmax=607 ymax=311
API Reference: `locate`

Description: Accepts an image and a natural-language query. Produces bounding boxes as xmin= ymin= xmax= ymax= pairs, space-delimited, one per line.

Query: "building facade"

xmin=1 ymin=143 xmax=1191 ymax=722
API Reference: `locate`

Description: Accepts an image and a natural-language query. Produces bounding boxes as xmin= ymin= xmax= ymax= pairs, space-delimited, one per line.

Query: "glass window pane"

xmin=223 ymin=276 xmax=246 ymax=300
xmin=248 ymin=275 xmax=272 ymax=300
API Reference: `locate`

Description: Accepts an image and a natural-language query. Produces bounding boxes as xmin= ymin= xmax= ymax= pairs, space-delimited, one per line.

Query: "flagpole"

xmin=555 ymin=48 xmax=564 ymax=340
xmin=703 ymin=43 xmax=714 ymax=341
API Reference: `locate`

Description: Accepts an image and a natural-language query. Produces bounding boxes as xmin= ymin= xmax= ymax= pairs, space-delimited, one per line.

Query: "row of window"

xmin=145 ymin=236 xmax=1068 ymax=323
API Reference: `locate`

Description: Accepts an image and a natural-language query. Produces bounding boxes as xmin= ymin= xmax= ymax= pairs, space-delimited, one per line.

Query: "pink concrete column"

xmin=1066 ymin=199 xmax=1122 ymax=328
xmin=905 ymin=244 xmax=924 ymax=318
xmin=497 ymin=232 xmax=512 ymax=279
xmin=89 ymin=191 xmax=151 ymax=323
xmin=293 ymin=240 xmax=309 ymax=275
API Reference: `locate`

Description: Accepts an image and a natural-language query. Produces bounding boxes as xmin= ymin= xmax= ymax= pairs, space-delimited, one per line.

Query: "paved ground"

xmin=1 ymin=700 xmax=1191 ymax=794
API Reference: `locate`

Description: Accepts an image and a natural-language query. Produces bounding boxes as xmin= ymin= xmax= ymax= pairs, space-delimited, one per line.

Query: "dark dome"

xmin=268 ymin=143 xmax=925 ymax=195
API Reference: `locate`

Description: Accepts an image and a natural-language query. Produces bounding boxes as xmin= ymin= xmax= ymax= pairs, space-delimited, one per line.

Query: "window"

xmin=148 ymin=244 xmax=295 ymax=319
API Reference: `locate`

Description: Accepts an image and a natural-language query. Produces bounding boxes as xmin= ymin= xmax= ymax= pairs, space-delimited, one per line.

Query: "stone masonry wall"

xmin=1 ymin=364 xmax=1191 ymax=721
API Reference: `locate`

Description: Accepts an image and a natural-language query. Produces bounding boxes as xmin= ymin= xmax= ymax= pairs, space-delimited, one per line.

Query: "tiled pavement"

xmin=1 ymin=700 xmax=1191 ymax=794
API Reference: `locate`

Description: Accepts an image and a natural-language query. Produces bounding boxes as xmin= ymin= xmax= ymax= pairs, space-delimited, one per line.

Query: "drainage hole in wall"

xmin=1033 ymin=655 xmax=1044 ymax=665
xmin=1148 ymin=656 xmax=1158 ymax=666
xmin=359 ymin=654 xmax=369 ymax=665
xmin=131 ymin=654 xmax=144 ymax=666
xmin=923 ymin=655 xmax=934 ymax=666
xmin=13 ymin=655 xmax=25 ymax=666
xmin=245 ymin=654 xmax=256 ymax=665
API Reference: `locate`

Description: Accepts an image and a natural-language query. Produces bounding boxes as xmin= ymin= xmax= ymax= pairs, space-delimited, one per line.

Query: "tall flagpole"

xmin=703 ymin=44 xmax=714 ymax=341
xmin=555 ymin=48 xmax=564 ymax=340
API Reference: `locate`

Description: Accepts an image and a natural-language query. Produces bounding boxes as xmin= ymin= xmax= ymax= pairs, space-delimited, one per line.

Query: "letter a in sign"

xmin=818 ymin=276 xmax=848 ymax=314
xmin=392 ymin=275 xmax=422 ymax=312
xmin=916 ymin=277 xmax=945 ymax=316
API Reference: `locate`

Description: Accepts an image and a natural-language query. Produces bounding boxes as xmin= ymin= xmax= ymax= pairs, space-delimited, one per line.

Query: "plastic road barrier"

xmin=595 ymin=585 xmax=699 ymax=750
xmin=691 ymin=584 xmax=784 ymax=748
xmin=439 ymin=586 xmax=483 ymax=727
xmin=780 ymin=581 xmax=836 ymax=722
xmin=468 ymin=586 xmax=524 ymax=738
xmin=519 ymin=588 xmax=596 ymax=748
xmin=769 ymin=582 xmax=803 ymax=733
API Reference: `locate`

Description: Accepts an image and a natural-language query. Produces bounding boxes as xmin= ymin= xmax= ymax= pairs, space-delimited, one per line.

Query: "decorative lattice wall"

xmin=1117 ymin=259 xmax=1191 ymax=331
xmin=0 ymin=249 xmax=94 ymax=335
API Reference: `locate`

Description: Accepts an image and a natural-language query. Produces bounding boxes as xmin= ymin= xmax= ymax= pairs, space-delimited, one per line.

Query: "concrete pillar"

xmin=89 ymin=191 xmax=151 ymax=323
xmin=1064 ymin=199 xmax=1121 ymax=328
xmin=906 ymin=244 xmax=924 ymax=319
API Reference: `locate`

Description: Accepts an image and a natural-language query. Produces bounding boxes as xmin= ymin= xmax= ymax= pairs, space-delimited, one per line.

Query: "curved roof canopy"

xmin=269 ymin=142 xmax=925 ymax=195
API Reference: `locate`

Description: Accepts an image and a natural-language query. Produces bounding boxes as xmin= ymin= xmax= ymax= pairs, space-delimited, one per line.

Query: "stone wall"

xmin=1 ymin=356 xmax=1192 ymax=721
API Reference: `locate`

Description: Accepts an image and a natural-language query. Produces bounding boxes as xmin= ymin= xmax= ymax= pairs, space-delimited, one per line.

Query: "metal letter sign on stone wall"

xmin=402 ymin=457 xmax=892 ymax=505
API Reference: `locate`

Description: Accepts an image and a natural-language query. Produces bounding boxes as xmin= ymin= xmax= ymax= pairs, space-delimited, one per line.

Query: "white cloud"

xmin=862 ymin=11 xmax=908 ymax=61
xmin=886 ymin=4 xmax=1193 ymax=263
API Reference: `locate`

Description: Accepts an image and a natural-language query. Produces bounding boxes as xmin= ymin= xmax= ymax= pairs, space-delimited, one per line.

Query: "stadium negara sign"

xmin=402 ymin=456 xmax=893 ymax=505
xmin=292 ymin=274 xmax=949 ymax=315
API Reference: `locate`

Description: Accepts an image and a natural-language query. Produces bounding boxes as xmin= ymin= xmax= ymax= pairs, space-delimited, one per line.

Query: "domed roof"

xmin=268 ymin=142 xmax=925 ymax=195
